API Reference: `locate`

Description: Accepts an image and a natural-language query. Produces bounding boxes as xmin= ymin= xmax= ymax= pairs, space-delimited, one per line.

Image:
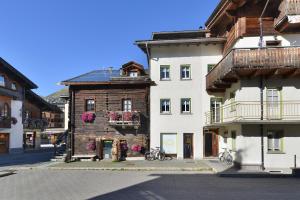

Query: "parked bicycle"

xmin=219 ymin=148 xmax=234 ymax=165
xmin=145 ymin=147 xmax=166 ymax=161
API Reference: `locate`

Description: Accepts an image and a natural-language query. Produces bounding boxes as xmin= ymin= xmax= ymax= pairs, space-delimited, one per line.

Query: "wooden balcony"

xmin=275 ymin=0 xmax=300 ymax=32
xmin=23 ymin=118 xmax=48 ymax=130
xmin=205 ymin=101 xmax=300 ymax=125
xmin=108 ymin=111 xmax=140 ymax=129
xmin=206 ymin=46 xmax=300 ymax=92
xmin=0 ymin=117 xmax=11 ymax=129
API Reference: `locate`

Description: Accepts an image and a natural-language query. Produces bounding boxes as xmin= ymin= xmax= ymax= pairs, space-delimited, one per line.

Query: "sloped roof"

xmin=62 ymin=69 xmax=120 ymax=83
xmin=0 ymin=57 xmax=38 ymax=89
xmin=44 ymin=88 xmax=69 ymax=106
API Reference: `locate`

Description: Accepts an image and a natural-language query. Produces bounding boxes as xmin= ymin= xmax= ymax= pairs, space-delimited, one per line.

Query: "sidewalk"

xmin=50 ymin=159 xmax=213 ymax=172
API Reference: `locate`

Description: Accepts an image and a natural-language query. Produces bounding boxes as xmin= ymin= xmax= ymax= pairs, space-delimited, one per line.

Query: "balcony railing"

xmin=108 ymin=111 xmax=140 ymax=128
xmin=24 ymin=118 xmax=48 ymax=130
xmin=275 ymin=0 xmax=300 ymax=27
xmin=205 ymin=101 xmax=300 ymax=125
xmin=206 ymin=47 xmax=300 ymax=92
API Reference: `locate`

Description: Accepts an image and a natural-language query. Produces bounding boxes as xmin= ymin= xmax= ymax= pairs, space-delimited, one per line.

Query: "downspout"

xmin=258 ymin=0 xmax=270 ymax=171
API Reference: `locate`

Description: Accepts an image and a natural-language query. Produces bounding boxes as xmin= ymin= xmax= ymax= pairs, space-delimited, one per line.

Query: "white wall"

xmin=10 ymin=100 xmax=23 ymax=152
xmin=149 ymin=44 xmax=223 ymax=159
xmin=234 ymin=34 xmax=300 ymax=48
xmin=64 ymin=102 xmax=69 ymax=130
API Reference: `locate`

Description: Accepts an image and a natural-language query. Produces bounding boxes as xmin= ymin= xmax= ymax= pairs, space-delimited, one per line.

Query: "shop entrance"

xmin=204 ymin=129 xmax=219 ymax=157
xmin=0 ymin=133 xmax=9 ymax=154
xmin=102 ymin=140 xmax=113 ymax=159
xmin=183 ymin=133 xmax=193 ymax=159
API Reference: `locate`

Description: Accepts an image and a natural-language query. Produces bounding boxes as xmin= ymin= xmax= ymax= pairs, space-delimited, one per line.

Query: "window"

xmin=267 ymin=131 xmax=283 ymax=152
xmin=160 ymin=66 xmax=170 ymax=80
xmin=129 ymin=71 xmax=138 ymax=77
xmin=122 ymin=99 xmax=132 ymax=112
xmin=231 ymin=131 xmax=236 ymax=151
xmin=0 ymin=75 xmax=5 ymax=87
xmin=11 ymin=82 xmax=17 ymax=90
xmin=160 ymin=99 xmax=171 ymax=114
xmin=181 ymin=65 xmax=191 ymax=80
xmin=1 ymin=103 xmax=9 ymax=118
xmin=181 ymin=98 xmax=191 ymax=113
xmin=85 ymin=99 xmax=95 ymax=112
xmin=207 ymin=64 xmax=216 ymax=73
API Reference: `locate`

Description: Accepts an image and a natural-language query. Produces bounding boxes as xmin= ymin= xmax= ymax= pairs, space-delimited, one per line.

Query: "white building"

xmin=137 ymin=0 xmax=300 ymax=172
xmin=136 ymin=31 xmax=224 ymax=159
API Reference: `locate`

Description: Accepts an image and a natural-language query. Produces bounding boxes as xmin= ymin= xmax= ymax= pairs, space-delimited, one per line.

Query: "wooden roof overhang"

xmin=205 ymin=0 xmax=281 ymax=36
xmin=135 ymin=37 xmax=226 ymax=53
xmin=26 ymin=90 xmax=61 ymax=112
xmin=207 ymin=46 xmax=300 ymax=93
xmin=61 ymin=79 xmax=153 ymax=86
xmin=0 ymin=58 xmax=38 ymax=89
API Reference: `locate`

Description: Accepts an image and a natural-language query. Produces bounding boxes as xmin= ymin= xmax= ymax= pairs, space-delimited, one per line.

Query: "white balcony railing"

xmin=205 ymin=101 xmax=300 ymax=125
xmin=108 ymin=111 xmax=140 ymax=128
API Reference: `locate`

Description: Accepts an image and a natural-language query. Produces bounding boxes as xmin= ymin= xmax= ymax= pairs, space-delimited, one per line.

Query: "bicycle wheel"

xmin=218 ymin=152 xmax=225 ymax=162
xmin=158 ymin=152 xmax=166 ymax=161
xmin=145 ymin=152 xmax=154 ymax=161
xmin=225 ymin=154 xmax=233 ymax=165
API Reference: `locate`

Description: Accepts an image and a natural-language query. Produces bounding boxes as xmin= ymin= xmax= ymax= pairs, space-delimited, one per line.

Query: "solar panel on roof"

xmin=65 ymin=70 xmax=120 ymax=82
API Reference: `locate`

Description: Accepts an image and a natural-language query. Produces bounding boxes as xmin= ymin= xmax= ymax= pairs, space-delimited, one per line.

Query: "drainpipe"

xmin=258 ymin=0 xmax=270 ymax=171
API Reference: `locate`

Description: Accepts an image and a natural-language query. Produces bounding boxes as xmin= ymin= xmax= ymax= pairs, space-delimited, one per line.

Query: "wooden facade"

xmin=205 ymin=0 xmax=300 ymax=93
xmin=64 ymin=62 xmax=151 ymax=158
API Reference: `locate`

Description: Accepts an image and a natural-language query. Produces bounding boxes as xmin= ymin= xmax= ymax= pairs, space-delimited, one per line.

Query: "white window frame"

xmin=86 ymin=99 xmax=95 ymax=112
xmin=160 ymin=66 xmax=170 ymax=80
xmin=123 ymin=99 xmax=132 ymax=112
xmin=180 ymin=65 xmax=191 ymax=80
xmin=181 ymin=98 xmax=191 ymax=113
xmin=267 ymin=131 xmax=283 ymax=153
xmin=11 ymin=82 xmax=17 ymax=90
xmin=160 ymin=99 xmax=171 ymax=114
xmin=129 ymin=71 xmax=138 ymax=77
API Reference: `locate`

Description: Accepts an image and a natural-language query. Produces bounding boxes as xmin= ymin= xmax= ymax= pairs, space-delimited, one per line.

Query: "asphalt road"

xmin=1 ymin=170 xmax=300 ymax=200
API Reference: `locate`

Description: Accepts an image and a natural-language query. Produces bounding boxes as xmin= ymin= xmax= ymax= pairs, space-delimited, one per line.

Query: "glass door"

xmin=267 ymin=89 xmax=281 ymax=119
xmin=210 ymin=98 xmax=222 ymax=123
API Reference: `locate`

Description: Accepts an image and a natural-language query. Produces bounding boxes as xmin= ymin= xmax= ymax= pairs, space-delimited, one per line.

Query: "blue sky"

xmin=0 ymin=0 xmax=219 ymax=96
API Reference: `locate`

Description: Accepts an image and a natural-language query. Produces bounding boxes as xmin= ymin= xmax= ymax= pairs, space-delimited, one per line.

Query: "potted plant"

xmin=81 ymin=112 xmax=96 ymax=123
xmin=86 ymin=139 xmax=96 ymax=151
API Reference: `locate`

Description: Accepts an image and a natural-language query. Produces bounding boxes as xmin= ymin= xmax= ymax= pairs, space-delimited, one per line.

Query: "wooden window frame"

xmin=85 ymin=99 xmax=96 ymax=112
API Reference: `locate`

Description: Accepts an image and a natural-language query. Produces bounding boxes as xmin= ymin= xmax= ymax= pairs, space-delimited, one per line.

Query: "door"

xmin=183 ymin=133 xmax=193 ymax=159
xmin=210 ymin=98 xmax=222 ymax=123
xmin=267 ymin=88 xmax=281 ymax=119
xmin=0 ymin=133 xmax=9 ymax=154
xmin=204 ymin=130 xmax=219 ymax=157
xmin=103 ymin=140 xmax=113 ymax=159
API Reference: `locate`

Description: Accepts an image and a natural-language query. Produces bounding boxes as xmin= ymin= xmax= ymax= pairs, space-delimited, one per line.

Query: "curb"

xmin=47 ymin=167 xmax=213 ymax=172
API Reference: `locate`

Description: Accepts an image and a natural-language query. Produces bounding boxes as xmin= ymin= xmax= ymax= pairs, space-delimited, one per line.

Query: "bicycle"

xmin=145 ymin=147 xmax=166 ymax=161
xmin=218 ymin=148 xmax=234 ymax=165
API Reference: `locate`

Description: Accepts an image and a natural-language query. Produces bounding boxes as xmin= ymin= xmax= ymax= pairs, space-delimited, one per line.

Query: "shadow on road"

xmin=0 ymin=148 xmax=54 ymax=168
xmin=87 ymin=173 xmax=300 ymax=200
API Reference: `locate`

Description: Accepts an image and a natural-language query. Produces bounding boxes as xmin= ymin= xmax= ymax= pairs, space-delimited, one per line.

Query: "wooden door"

xmin=212 ymin=130 xmax=219 ymax=157
xmin=204 ymin=130 xmax=219 ymax=157
xmin=0 ymin=133 xmax=9 ymax=154
xmin=183 ymin=133 xmax=193 ymax=159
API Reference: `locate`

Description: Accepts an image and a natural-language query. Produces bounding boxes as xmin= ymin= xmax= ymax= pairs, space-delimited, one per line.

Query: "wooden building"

xmin=62 ymin=61 xmax=151 ymax=159
xmin=23 ymin=90 xmax=61 ymax=149
xmin=0 ymin=57 xmax=37 ymax=154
